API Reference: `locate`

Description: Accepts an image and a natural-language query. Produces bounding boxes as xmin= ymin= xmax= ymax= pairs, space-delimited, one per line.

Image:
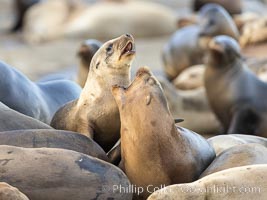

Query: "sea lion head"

xmin=77 ymin=39 xmax=102 ymax=68
xmin=198 ymin=4 xmax=239 ymax=48
xmin=206 ymin=35 xmax=241 ymax=67
xmin=112 ymin=67 xmax=170 ymax=119
xmin=89 ymin=34 xmax=135 ymax=77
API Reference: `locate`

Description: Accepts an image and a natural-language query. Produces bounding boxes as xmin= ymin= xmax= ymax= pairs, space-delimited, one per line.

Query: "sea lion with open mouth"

xmin=51 ymin=34 xmax=135 ymax=152
xmin=111 ymin=67 xmax=215 ymax=199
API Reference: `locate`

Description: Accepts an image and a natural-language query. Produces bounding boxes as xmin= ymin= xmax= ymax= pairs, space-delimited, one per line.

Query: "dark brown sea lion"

xmin=51 ymin=34 xmax=135 ymax=152
xmin=0 ymin=129 xmax=108 ymax=161
xmin=111 ymin=67 xmax=215 ymax=199
xmin=163 ymin=4 xmax=239 ymax=80
xmin=204 ymin=35 xmax=267 ymax=136
xmin=0 ymin=61 xmax=81 ymax=124
xmin=0 ymin=145 xmax=132 ymax=200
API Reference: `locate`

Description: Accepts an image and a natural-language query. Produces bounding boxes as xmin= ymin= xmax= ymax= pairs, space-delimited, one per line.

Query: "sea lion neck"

xmin=207 ymin=56 xmax=243 ymax=74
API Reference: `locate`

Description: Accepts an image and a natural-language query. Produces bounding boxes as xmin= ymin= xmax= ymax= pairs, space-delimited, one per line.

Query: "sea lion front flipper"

xmin=227 ymin=107 xmax=260 ymax=134
xmin=107 ymin=140 xmax=121 ymax=166
xmin=174 ymin=118 xmax=184 ymax=124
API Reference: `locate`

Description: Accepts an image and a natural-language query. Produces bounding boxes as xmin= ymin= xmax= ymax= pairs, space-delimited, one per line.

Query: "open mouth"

xmin=121 ymin=41 xmax=136 ymax=57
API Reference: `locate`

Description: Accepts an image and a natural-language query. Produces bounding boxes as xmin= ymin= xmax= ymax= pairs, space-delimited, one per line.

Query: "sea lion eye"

xmin=106 ymin=44 xmax=113 ymax=53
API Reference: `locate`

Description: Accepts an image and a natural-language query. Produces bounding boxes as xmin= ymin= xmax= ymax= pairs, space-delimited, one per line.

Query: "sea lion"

xmin=158 ymin=77 xmax=222 ymax=135
xmin=23 ymin=1 xmax=176 ymax=43
xmin=0 ymin=102 xmax=52 ymax=131
xmin=11 ymin=0 xmax=40 ymax=32
xmin=0 ymin=129 xmax=108 ymax=161
xmin=76 ymin=39 xmax=102 ymax=87
xmin=239 ymin=16 xmax=267 ymax=47
xmin=171 ymin=60 xmax=267 ymax=91
xmin=38 ymin=39 xmax=102 ymax=87
xmin=0 ymin=145 xmax=132 ymax=200
xmin=162 ymin=4 xmax=239 ymax=80
xmin=200 ymin=143 xmax=267 ymax=177
xmin=172 ymin=65 xmax=205 ymax=90
xmin=0 ymin=61 xmax=81 ymax=124
xmin=204 ymin=35 xmax=267 ymax=136
xmin=51 ymin=34 xmax=135 ymax=152
xmin=0 ymin=182 xmax=29 ymax=200
xmin=208 ymin=134 xmax=267 ymax=155
xmin=192 ymin=0 xmax=242 ymax=15
xmin=147 ymin=164 xmax=267 ymax=200
xmin=111 ymin=67 xmax=215 ymax=199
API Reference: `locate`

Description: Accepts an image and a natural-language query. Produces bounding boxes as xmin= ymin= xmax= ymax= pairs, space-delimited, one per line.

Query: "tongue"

xmin=125 ymin=43 xmax=132 ymax=52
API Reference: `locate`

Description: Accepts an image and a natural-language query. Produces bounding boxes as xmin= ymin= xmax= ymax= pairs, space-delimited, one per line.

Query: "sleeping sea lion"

xmin=204 ymin=35 xmax=267 ymax=136
xmin=208 ymin=134 xmax=267 ymax=155
xmin=23 ymin=1 xmax=176 ymax=43
xmin=148 ymin=164 xmax=267 ymax=200
xmin=51 ymin=34 xmax=135 ymax=152
xmin=172 ymin=65 xmax=205 ymax=90
xmin=111 ymin=67 xmax=215 ymax=199
xmin=0 ymin=145 xmax=132 ymax=200
xmin=200 ymin=143 xmax=267 ymax=177
xmin=0 ymin=102 xmax=51 ymax=131
xmin=0 ymin=129 xmax=108 ymax=161
xmin=0 ymin=61 xmax=81 ymax=124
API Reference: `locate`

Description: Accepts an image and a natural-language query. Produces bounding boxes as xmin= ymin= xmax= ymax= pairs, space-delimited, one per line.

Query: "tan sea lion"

xmin=0 ymin=102 xmax=51 ymax=131
xmin=172 ymin=65 xmax=205 ymax=90
xmin=239 ymin=16 xmax=267 ymax=47
xmin=23 ymin=0 xmax=176 ymax=43
xmin=200 ymin=143 xmax=267 ymax=177
xmin=0 ymin=145 xmax=132 ymax=200
xmin=51 ymin=34 xmax=135 ymax=152
xmin=0 ymin=61 xmax=81 ymax=124
xmin=148 ymin=164 xmax=267 ymax=200
xmin=163 ymin=4 xmax=239 ymax=80
xmin=192 ymin=0 xmax=242 ymax=15
xmin=0 ymin=129 xmax=108 ymax=161
xmin=208 ymin=134 xmax=267 ymax=155
xmin=111 ymin=67 xmax=215 ymax=199
xmin=0 ymin=182 xmax=29 ymax=200
xmin=204 ymin=35 xmax=267 ymax=136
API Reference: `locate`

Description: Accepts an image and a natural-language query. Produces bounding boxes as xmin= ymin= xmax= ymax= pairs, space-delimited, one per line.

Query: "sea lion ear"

xmin=111 ymin=85 xmax=126 ymax=102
